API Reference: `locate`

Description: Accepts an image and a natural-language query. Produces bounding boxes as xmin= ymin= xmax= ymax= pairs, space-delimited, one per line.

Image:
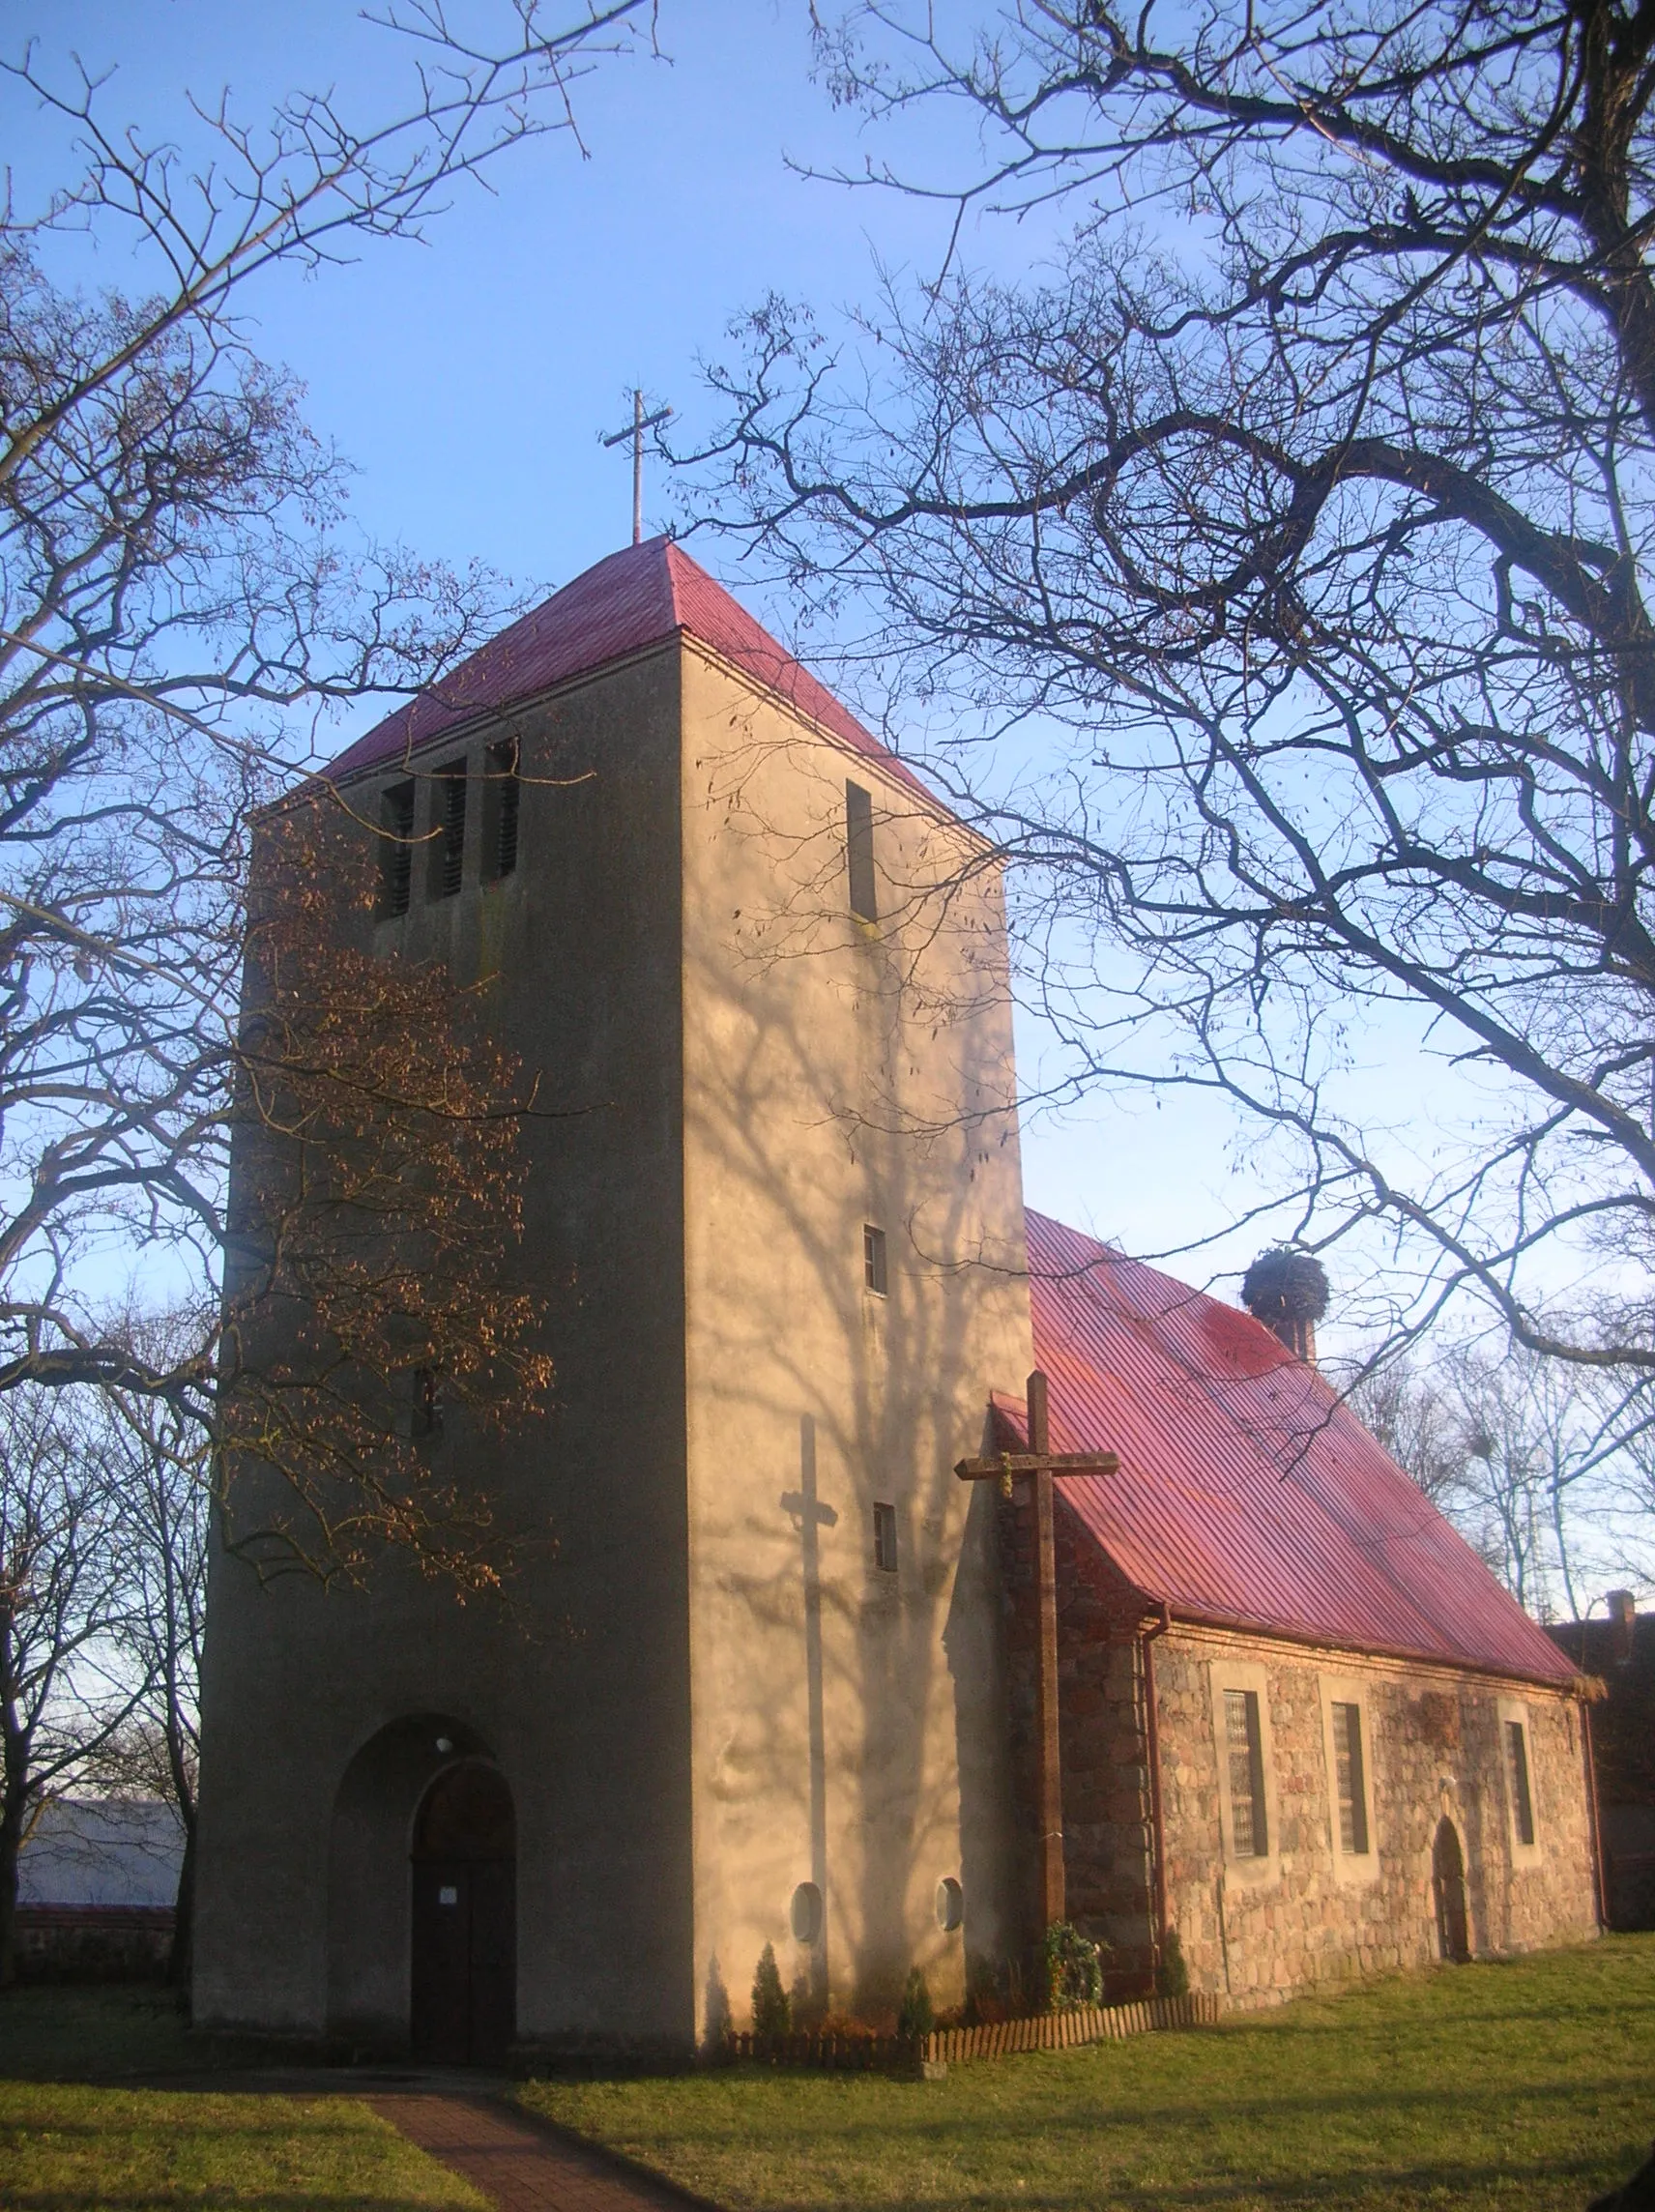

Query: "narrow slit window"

xmin=485 ymin=737 xmax=520 ymax=881
xmin=863 ymin=1224 xmax=887 ymax=1295
xmin=378 ymin=779 xmax=416 ymax=917
xmin=430 ymin=758 xmax=467 ymax=900
xmin=1331 ymin=1701 xmax=1370 ymax=1854
xmin=873 ymin=1500 xmax=898 ymax=1574
xmin=1224 ymin=1688 xmax=1268 ymax=1857
xmin=846 ymin=779 xmax=878 ymax=920
xmin=411 ymin=1367 xmax=444 ymax=1441
xmin=1505 ymin=1718 xmax=1535 ymax=1846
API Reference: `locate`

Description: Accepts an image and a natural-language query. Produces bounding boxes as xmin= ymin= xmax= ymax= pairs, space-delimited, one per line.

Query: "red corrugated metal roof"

xmin=1017 ymin=1209 xmax=1576 ymax=1686
xmin=324 ymin=537 xmax=939 ymax=806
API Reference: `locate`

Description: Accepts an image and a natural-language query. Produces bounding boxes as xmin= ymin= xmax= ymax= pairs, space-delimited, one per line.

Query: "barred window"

xmin=1224 ymin=1688 xmax=1268 ymax=1857
xmin=1331 ymin=1701 xmax=1370 ymax=1854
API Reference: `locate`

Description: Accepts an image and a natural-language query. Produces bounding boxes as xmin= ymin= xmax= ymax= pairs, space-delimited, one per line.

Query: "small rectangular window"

xmin=1224 ymin=1688 xmax=1268 ymax=1857
xmin=1505 ymin=1719 xmax=1535 ymax=1847
xmin=846 ymin=779 xmax=878 ymax=920
xmin=429 ymin=758 xmax=467 ymax=900
xmin=484 ymin=737 xmax=520 ymax=881
xmin=873 ymin=1500 xmax=898 ymax=1573
xmin=863 ymin=1224 xmax=887 ymax=1295
xmin=378 ymin=779 xmax=416 ymax=917
xmin=1331 ymin=1701 xmax=1370 ymax=1855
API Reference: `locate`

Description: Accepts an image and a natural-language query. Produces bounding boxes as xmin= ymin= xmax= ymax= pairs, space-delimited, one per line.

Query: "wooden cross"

xmin=955 ymin=1370 xmax=1119 ymax=1931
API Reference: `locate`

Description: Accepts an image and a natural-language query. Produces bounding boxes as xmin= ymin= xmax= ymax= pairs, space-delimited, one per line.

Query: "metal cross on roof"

xmin=957 ymin=1370 xmax=1119 ymax=1932
xmin=601 ymin=389 xmax=673 ymax=546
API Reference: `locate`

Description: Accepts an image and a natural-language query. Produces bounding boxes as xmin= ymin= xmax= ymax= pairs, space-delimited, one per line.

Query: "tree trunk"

xmin=0 ymin=1790 xmax=24 ymax=1990
xmin=166 ymin=1813 xmax=196 ymax=1994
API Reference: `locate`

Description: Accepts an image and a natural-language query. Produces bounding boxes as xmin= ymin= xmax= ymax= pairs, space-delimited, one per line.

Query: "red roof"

xmin=324 ymin=537 xmax=938 ymax=806
xmin=1016 ymin=1210 xmax=1576 ymax=1686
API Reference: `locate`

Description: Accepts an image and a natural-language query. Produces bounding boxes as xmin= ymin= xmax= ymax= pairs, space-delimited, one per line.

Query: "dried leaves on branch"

xmin=222 ymin=800 xmax=552 ymax=1587
xmin=688 ymin=0 xmax=1655 ymax=1412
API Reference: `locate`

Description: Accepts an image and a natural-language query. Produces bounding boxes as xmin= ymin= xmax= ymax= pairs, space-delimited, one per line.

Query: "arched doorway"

xmin=1433 ymin=1817 xmax=1470 ymax=1963
xmin=411 ymin=1761 xmax=516 ymax=2065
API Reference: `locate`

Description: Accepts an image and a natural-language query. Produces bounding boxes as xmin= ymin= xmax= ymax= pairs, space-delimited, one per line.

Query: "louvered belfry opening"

xmin=488 ymin=737 xmax=520 ymax=880
xmin=431 ymin=757 xmax=467 ymax=900
xmin=378 ymin=779 xmax=416 ymax=917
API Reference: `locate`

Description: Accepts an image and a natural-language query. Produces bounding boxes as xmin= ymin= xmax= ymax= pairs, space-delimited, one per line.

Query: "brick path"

xmin=371 ymin=2092 xmax=714 ymax=2212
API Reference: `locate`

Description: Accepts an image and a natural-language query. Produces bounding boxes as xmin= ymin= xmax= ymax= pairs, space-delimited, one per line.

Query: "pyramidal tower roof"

xmin=326 ymin=537 xmax=935 ymax=804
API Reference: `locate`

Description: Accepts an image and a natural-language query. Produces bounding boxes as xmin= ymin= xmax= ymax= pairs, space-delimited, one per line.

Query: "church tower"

xmin=193 ymin=538 xmax=1033 ymax=2060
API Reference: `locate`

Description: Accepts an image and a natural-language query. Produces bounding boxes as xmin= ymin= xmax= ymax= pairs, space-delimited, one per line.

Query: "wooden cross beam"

xmin=955 ymin=1371 xmax=1119 ymax=1932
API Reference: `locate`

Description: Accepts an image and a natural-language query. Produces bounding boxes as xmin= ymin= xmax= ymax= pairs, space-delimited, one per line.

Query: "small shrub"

xmin=751 ymin=1942 xmax=791 ymax=2039
xmin=896 ymin=1966 xmax=934 ymax=2040
xmin=1156 ymin=1927 xmax=1190 ymax=1998
xmin=1041 ymin=1920 xmax=1105 ymax=2011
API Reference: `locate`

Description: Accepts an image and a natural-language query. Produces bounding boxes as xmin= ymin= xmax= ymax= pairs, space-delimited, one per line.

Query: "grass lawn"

xmin=0 ymin=1988 xmax=484 ymax=2211
xmin=521 ymin=1935 xmax=1655 ymax=2212
xmin=0 ymin=2081 xmax=485 ymax=2210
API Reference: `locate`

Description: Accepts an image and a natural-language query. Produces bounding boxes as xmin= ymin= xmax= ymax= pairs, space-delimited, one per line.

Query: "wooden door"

xmin=1433 ymin=1817 xmax=1469 ymax=1963
xmin=410 ymin=1762 xmax=516 ymax=2065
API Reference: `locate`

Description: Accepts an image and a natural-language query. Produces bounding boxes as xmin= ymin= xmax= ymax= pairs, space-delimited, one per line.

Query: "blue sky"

xmin=1 ymin=0 xmax=1338 ymax=1292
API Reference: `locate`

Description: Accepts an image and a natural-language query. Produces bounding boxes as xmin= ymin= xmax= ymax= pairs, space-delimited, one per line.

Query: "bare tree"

xmin=1342 ymin=1356 xmax=1467 ymax=1515
xmin=0 ymin=5 xmax=650 ymax=1558
xmin=0 ymin=1386 xmax=139 ymax=1985
xmin=92 ymin=1348 xmax=209 ymax=1989
xmin=684 ymin=1 xmax=1655 ymax=1461
xmin=1338 ymin=1332 xmax=1654 ymax=1615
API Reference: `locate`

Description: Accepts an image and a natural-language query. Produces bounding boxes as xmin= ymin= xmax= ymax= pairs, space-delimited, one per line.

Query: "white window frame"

xmin=1318 ymin=1674 xmax=1379 ymax=1884
xmin=1209 ymin=1658 xmax=1281 ymax=1888
xmin=1495 ymin=1695 xmax=1543 ymax=1867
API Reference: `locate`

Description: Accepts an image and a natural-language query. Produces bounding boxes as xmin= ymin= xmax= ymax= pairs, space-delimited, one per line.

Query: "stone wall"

xmin=1153 ymin=1626 xmax=1598 ymax=2002
xmin=1002 ymin=1493 xmax=1601 ymax=2004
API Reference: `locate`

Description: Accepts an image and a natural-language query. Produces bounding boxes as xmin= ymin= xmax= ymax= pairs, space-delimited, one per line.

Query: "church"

xmin=192 ymin=538 xmax=1601 ymax=2063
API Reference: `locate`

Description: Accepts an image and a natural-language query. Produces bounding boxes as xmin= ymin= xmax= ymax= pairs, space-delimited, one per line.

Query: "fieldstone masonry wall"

xmin=1154 ymin=1629 xmax=1599 ymax=2002
xmin=1003 ymin=1491 xmax=1601 ymax=2005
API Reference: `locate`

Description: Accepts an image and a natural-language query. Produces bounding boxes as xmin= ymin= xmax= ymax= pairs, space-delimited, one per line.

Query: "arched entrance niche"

xmin=410 ymin=1761 xmax=516 ymax=2064
xmin=327 ymin=1713 xmax=502 ymax=2052
xmin=1433 ymin=1816 xmax=1471 ymax=1963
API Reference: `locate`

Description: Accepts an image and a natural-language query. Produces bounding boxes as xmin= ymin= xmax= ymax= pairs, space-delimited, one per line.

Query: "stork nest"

xmin=1240 ymin=1247 xmax=1330 ymax=1324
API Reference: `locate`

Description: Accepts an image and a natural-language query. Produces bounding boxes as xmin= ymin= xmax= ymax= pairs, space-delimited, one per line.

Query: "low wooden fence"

xmin=923 ymin=1990 xmax=1221 ymax=2065
xmin=722 ymin=1990 xmax=1221 ymax=2072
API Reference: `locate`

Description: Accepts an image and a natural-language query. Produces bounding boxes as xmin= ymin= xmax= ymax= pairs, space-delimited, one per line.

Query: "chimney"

xmin=1240 ymin=1247 xmax=1330 ymax=1366
xmin=1608 ymin=1589 xmax=1637 ymax=1666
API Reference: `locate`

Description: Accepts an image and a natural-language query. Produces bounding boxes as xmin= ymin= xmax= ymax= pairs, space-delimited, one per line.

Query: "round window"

xmin=790 ymin=1881 xmax=824 ymax=1944
xmin=935 ymin=1876 xmax=964 ymax=1933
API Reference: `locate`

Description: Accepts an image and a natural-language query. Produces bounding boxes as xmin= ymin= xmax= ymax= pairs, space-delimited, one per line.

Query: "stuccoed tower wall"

xmin=195 ymin=646 xmax=698 ymax=2054
xmin=678 ymin=647 xmax=1031 ymax=2034
xmin=194 ymin=613 xmax=1031 ymax=2054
